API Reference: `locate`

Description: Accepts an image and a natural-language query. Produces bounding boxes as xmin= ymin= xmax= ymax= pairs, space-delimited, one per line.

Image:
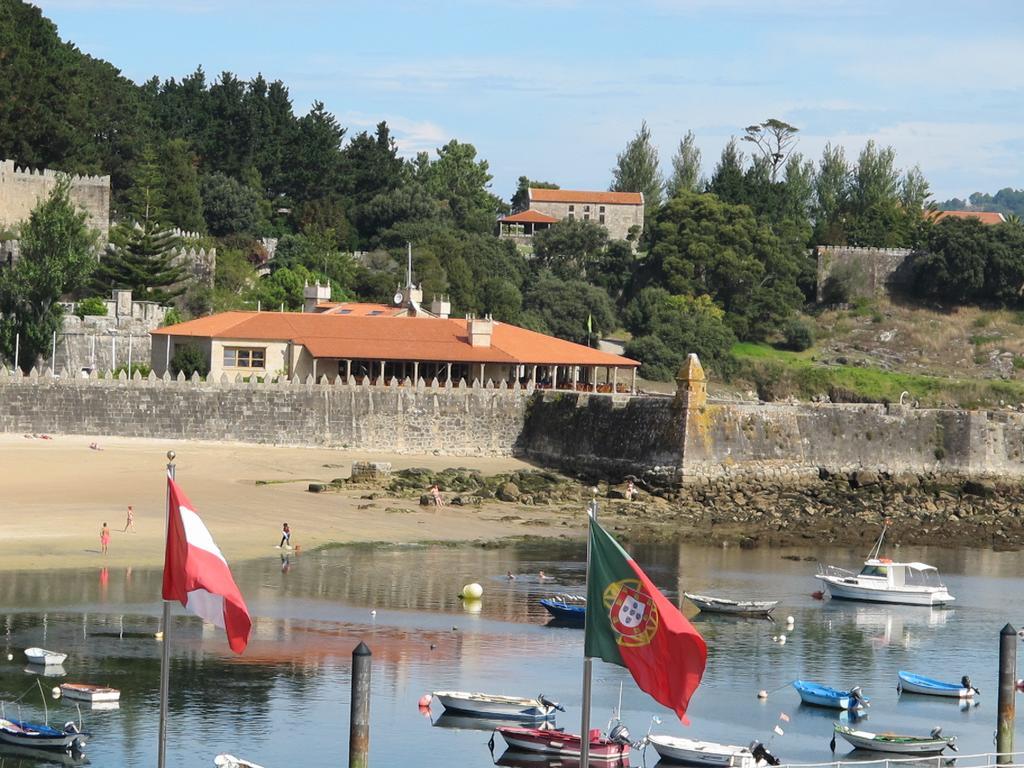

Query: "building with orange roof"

xmin=930 ymin=210 xmax=1007 ymax=225
xmin=150 ymin=295 xmax=640 ymax=392
xmin=498 ymin=187 xmax=644 ymax=245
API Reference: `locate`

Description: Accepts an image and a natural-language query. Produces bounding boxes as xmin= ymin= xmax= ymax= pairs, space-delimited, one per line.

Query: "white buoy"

xmin=462 ymin=583 xmax=483 ymax=600
xmin=771 ymin=636 xmax=779 ymax=642
xmin=370 ymin=609 xmax=377 ymax=617
xmin=5 ymin=653 xmax=11 ymax=661
xmin=786 ymin=615 xmax=795 ymax=625
xmin=51 ymin=686 xmax=61 ymax=699
xmin=757 ymin=689 xmax=769 ymax=699
xmin=779 ymin=635 xmax=787 ymax=645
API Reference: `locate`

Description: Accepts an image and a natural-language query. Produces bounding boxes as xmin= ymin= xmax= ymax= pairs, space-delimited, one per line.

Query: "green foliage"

xmin=271 ymin=231 xmax=356 ymax=292
xmin=201 ymin=172 xmax=266 ymax=236
xmin=610 ymin=121 xmax=663 ymax=209
xmin=421 ymin=140 xmax=503 ymax=234
xmin=666 ymin=130 xmax=702 ymax=198
xmin=623 ymin=289 xmax=736 ymax=379
xmin=76 ymin=296 xmax=108 ymax=317
xmin=0 ymin=177 xmax=96 ymax=370
xmin=481 ymin=278 xmax=522 ymax=323
xmin=781 ymin=318 xmax=815 ymax=351
xmin=644 ymin=192 xmax=803 ymax=340
xmin=170 ymin=343 xmax=209 ymax=378
xmin=511 ymin=177 xmax=558 ymax=211
xmin=159 ymin=139 xmax=205 ymax=232
xmin=113 ymin=362 xmax=151 ymax=378
xmin=162 ymin=307 xmax=184 ymax=326
xmin=532 ymin=219 xmax=610 ymax=279
xmin=522 ymin=272 xmax=617 ymax=345
xmin=93 ymin=220 xmax=186 ymax=304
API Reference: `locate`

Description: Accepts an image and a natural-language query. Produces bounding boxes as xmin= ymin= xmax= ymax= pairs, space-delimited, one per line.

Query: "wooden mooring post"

xmin=997 ymin=623 xmax=1016 ymax=764
xmin=349 ymin=641 xmax=372 ymax=768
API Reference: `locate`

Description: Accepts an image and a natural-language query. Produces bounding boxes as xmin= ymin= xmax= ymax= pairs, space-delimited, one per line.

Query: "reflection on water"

xmin=0 ymin=540 xmax=1022 ymax=767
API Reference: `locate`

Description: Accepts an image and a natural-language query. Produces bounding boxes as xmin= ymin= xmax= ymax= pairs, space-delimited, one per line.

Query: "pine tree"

xmin=610 ymin=120 xmax=663 ymax=209
xmin=93 ymin=221 xmax=186 ymax=304
xmin=666 ymin=130 xmax=703 ymax=198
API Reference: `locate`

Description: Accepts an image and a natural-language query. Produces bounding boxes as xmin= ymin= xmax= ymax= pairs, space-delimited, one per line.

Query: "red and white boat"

xmin=496 ymin=726 xmax=631 ymax=763
xmin=59 ymin=683 xmax=121 ymax=704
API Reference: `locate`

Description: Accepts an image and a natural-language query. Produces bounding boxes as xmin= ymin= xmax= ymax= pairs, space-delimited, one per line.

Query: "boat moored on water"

xmin=24 ymin=648 xmax=68 ymax=666
xmin=683 ymin=593 xmax=778 ymax=617
xmin=833 ymin=724 xmax=957 ymax=755
xmin=433 ymin=691 xmax=563 ymax=720
xmin=539 ymin=595 xmax=586 ymax=627
xmin=495 ymin=725 xmax=631 ymax=763
xmin=897 ymin=671 xmax=977 ymax=698
xmin=0 ymin=718 xmax=90 ymax=753
xmin=646 ymin=735 xmax=780 ymax=767
xmin=793 ymin=681 xmax=869 ymax=711
xmin=59 ymin=684 xmax=121 ymax=704
xmin=816 ymin=524 xmax=955 ymax=606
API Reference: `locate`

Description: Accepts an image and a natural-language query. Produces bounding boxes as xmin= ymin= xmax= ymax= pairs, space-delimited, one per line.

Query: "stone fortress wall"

xmin=3 ymin=355 xmax=1024 ymax=487
xmin=0 ymin=159 xmax=110 ymax=240
xmin=815 ymin=245 xmax=915 ymax=302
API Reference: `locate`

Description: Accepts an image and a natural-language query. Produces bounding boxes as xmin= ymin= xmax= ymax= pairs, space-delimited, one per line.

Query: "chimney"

xmin=431 ymin=295 xmax=451 ymax=319
xmin=468 ymin=314 xmax=494 ymax=348
xmin=303 ymin=282 xmax=332 ymax=313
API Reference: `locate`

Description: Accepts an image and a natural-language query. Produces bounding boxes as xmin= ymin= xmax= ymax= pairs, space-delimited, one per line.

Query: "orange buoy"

xmin=418 ymin=694 xmax=432 ymax=708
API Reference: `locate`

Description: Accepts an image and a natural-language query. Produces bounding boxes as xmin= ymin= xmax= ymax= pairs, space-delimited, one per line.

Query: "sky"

xmin=36 ymin=0 xmax=1024 ymax=204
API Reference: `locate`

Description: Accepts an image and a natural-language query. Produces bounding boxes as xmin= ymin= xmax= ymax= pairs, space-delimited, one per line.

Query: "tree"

xmin=666 ymin=130 xmax=702 ymax=198
xmin=201 ymin=172 xmax=266 ymax=236
xmin=0 ymin=177 xmax=97 ymax=370
xmin=522 ymin=272 xmax=617 ymax=345
xmin=159 ymin=138 xmax=205 ymax=232
xmin=481 ymin=277 xmax=522 ymax=323
xmin=742 ymin=119 xmax=799 ymax=182
xmin=623 ymin=290 xmax=736 ymax=380
xmin=813 ymin=143 xmax=850 ymax=244
xmin=610 ymin=120 xmax=663 ymax=209
xmin=343 ymin=121 xmax=406 ymax=208
xmin=644 ymin=192 xmax=803 ymax=340
xmin=510 ymin=176 xmax=558 ymax=211
xmin=93 ymin=221 xmax=186 ymax=304
xmin=422 ymin=139 xmax=502 ymax=234
xmin=707 ymin=138 xmax=746 ymax=205
xmin=532 ymin=219 xmax=610 ymax=279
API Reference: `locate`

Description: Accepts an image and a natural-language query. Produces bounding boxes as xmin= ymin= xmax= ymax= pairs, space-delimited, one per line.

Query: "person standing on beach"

xmin=278 ymin=522 xmax=291 ymax=549
xmin=100 ymin=522 xmax=110 ymax=555
xmin=122 ymin=505 xmax=135 ymax=533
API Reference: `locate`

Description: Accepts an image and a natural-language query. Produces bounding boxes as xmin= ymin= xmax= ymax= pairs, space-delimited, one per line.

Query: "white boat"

xmin=432 ymin=691 xmax=562 ymax=720
xmin=684 ymin=593 xmax=778 ymax=616
xmin=24 ymin=648 xmax=68 ymax=666
xmin=214 ymin=755 xmax=266 ymax=768
xmin=0 ymin=718 xmax=89 ymax=753
xmin=59 ymin=683 xmax=121 ymax=703
xmin=647 ymin=735 xmax=779 ymax=767
xmin=816 ymin=525 xmax=955 ymax=606
xmin=898 ymin=671 xmax=977 ymax=698
xmin=833 ymin=724 xmax=957 ymax=755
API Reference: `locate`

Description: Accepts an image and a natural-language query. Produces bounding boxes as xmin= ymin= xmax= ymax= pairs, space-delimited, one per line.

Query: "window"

xmin=368 ymin=310 xmax=384 ymax=316
xmin=223 ymin=347 xmax=266 ymax=369
xmin=599 ymin=205 xmax=605 ymax=213
xmin=584 ymin=205 xmax=590 ymax=212
xmin=338 ymin=309 xmax=353 ymax=315
xmin=599 ymin=214 xmax=605 ymax=224
xmin=568 ymin=204 xmax=575 ymax=212
xmin=568 ymin=213 xmax=575 ymax=221
xmin=859 ymin=565 xmax=888 ymax=577
xmin=584 ymin=213 xmax=590 ymax=220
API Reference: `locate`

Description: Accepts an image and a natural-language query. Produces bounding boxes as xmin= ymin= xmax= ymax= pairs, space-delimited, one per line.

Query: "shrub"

xmin=113 ymin=363 xmax=152 ymax=378
xmin=782 ymin=319 xmax=815 ymax=351
xmin=76 ymin=297 xmax=108 ymax=317
xmin=170 ymin=344 xmax=209 ymax=378
xmin=162 ymin=307 xmax=184 ymax=327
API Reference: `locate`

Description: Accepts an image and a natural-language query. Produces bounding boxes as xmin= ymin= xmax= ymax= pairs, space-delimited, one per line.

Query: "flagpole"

xmin=580 ymin=489 xmax=598 ymax=766
xmin=158 ymin=450 xmax=175 ymax=768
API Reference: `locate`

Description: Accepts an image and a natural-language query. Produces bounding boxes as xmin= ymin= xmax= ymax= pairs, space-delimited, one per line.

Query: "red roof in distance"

xmin=530 ymin=188 xmax=643 ymax=206
xmin=932 ymin=210 xmax=1006 ymax=225
xmin=498 ymin=209 xmax=560 ymax=224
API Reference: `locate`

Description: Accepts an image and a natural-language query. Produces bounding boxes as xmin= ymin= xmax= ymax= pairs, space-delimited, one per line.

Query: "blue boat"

xmin=792 ymin=680 xmax=869 ymax=711
xmin=539 ymin=596 xmax=585 ymax=627
xmin=898 ymin=671 xmax=977 ymax=699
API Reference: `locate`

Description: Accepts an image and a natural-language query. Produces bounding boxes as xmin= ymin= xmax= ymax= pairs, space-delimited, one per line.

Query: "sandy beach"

xmin=0 ymin=434 xmax=562 ymax=572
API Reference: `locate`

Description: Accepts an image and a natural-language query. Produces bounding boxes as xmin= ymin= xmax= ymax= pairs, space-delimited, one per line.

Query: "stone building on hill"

xmin=498 ymin=188 xmax=644 ymax=243
xmin=0 ymin=159 xmax=110 ymax=242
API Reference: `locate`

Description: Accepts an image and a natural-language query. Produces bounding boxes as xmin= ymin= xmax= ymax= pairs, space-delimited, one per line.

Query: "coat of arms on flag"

xmin=606 ymin=579 xmax=658 ymax=645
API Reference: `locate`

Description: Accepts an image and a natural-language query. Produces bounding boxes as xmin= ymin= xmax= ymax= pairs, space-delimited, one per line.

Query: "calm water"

xmin=1 ymin=540 xmax=1023 ymax=767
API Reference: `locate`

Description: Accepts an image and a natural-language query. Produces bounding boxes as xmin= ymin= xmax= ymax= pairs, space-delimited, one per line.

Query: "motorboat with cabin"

xmin=816 ymin=524 xmax=955 ymax=606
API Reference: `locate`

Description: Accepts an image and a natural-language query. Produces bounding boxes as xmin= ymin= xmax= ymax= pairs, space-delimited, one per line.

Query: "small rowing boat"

xmin=24 ymin=648 xmax=67 ymax=666
xmin=833 ymin=724 xmax=957 ymax=755
xmin=897 ymin=671 xmax=977 ymax=698
xmin=0 ymin=718 xmax=90 ymax=753
xmin=214 ymin=755 xmax=266 ymax=768
xmin=59 ymin=683 xmax=121 ymax=703
xmin=433 ymin=691 xmax=563 ymax=720
xmin=792 ymin=681 xmax=869 ymax=711
xmin=684 ymin=593 xmax=778 ymax=617
xmin=496 ymin=725 xmax=631 ymax=763
xmin=647 ymin=735 xmax=780 ymax=767
xmin=540 ymin=595 xmax=586 ymax=627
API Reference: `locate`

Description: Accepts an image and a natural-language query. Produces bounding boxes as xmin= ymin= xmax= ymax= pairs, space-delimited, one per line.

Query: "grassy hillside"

xmin=727 ymin=299 xmax=1024 ymax=409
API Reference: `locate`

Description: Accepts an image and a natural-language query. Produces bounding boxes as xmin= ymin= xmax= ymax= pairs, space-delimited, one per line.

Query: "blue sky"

xmin=38 ymin=0 xmax=1024 ymax=203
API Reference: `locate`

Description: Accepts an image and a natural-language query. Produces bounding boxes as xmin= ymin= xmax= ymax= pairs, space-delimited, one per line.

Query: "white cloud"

xmin=341 ymin=112 xmax=449 ymax=156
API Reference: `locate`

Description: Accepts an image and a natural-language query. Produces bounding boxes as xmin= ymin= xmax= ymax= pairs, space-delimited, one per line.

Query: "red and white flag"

xmin=162 ymin=477 xmax=252 ymax=654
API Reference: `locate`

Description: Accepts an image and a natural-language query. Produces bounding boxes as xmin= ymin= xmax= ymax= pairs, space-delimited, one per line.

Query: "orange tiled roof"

xmin=530 ymin=188 xmax=644 ymax=205
xmin=932 ymin=210 xmax=1006 ymax=225
xmin=498 ymin=209 xmax=560 ymax=224
xmin=315 ymin=302 xmax=406 ymax=316
xmin=152 ymin=310 xmax=639 ymax=367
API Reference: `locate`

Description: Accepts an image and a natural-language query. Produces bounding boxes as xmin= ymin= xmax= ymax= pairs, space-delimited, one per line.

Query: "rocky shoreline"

xmin=317 ymin=465 xmax=1024 ymax=551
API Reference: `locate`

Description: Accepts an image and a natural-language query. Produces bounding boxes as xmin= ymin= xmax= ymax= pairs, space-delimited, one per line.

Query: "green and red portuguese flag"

xmin=584 ymin=517 xmax=707 ymax=722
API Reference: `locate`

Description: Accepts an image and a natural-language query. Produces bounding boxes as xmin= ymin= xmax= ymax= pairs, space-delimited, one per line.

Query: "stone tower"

xmin=674 ymin=353 xmax=707 ymax=409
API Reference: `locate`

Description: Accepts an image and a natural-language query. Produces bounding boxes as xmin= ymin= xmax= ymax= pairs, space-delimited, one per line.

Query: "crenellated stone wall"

xmin=0 ymin=159 xmax=110 ymax=240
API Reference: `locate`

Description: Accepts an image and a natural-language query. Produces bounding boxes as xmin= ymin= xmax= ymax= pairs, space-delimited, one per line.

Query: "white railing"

xmin=781 ymin=752 xmax=1024 ymax=768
